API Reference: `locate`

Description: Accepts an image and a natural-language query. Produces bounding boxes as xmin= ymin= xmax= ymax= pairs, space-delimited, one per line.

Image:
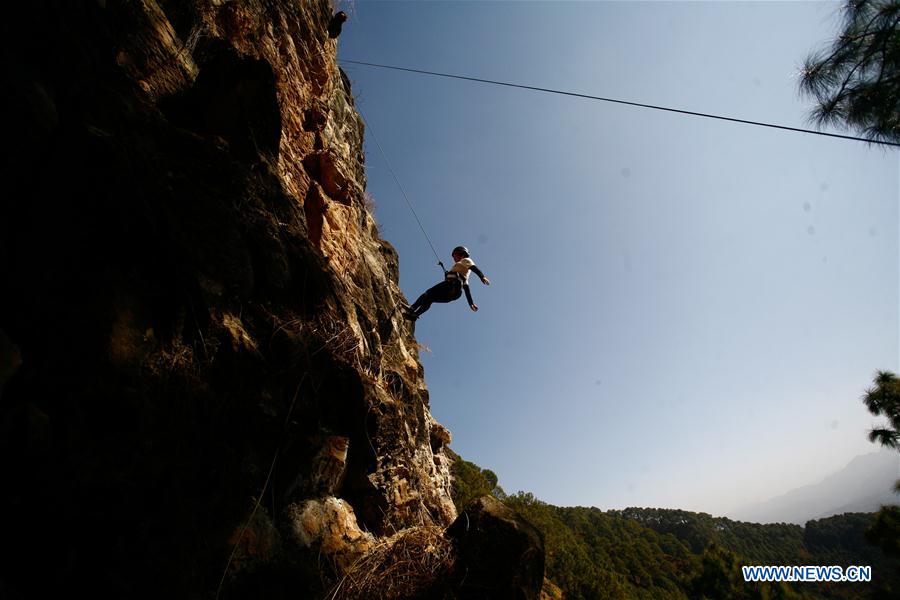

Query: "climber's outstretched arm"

xmin=470 ymin=265 xmax=490 ymax=285
xmin=463 ymin=284 xmax=478 ymax=311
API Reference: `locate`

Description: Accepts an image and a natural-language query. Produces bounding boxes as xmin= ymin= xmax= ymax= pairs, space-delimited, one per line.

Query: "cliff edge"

xmin=0 ymin=1 xmax=481 ymax=597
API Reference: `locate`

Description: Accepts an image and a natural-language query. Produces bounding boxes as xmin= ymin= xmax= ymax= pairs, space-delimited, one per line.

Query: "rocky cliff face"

xmin=0 ymin=1 xmax=462 ymax=597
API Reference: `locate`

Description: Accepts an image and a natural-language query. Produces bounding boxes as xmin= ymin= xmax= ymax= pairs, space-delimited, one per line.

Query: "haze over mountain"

xmin=729 ymin=450 xmax=899 ymax=525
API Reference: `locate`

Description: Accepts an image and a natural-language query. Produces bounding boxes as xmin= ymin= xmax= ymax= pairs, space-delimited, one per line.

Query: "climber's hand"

xmin=470 ymin=304 xmax=479 ymax=312
xmin=481 ymin=277 xmax=491 ymax=286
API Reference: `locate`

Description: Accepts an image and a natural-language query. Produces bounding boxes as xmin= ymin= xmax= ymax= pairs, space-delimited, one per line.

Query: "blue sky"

xmin=336 ymin=1 xmax=899 ymax=515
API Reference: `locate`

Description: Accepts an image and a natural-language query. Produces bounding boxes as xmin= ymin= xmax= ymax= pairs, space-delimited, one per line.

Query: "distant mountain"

xmin=729 ymin=451 xmax=899 ymax=525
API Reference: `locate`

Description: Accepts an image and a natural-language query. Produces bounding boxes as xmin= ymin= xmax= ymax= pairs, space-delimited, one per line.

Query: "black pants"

xmin=410 ymin=280 xmax=462 ymax=316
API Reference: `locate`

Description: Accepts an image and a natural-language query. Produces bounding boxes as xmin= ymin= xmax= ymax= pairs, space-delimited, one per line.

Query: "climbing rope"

xmin=214 ymin=375 xmax=306 ymax=600
xmin=341 ymin=59 xmax=900 ymax=149
xmin=357 ymin=110 xmax=447 ymax=273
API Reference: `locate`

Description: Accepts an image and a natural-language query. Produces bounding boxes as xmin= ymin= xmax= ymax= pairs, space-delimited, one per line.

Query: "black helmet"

xmin=452 ymin=246 xmax=470 ymax=258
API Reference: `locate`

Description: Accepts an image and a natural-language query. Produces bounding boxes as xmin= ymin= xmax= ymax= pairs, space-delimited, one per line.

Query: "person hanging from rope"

xmin=405 ymin=246 xmax=490 ymax=321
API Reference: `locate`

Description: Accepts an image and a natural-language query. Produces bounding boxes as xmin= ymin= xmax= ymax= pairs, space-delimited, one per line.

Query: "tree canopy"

xmin=862 ymin=371 xmax=900 ymax=456
xmin=800 ymin=0 xmax=900 ymax=143
xmin=860 ymin=371 xmax=900 ymax=594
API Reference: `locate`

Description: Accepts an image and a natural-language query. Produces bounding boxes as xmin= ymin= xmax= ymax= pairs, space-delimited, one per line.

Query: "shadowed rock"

xmin=0 ymin=1 xmax=460 ymax=598
xmin=447 ymin=496 xmax=545 ymax=599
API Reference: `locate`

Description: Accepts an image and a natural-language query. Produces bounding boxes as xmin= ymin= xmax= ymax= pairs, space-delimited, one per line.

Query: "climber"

xmin=328 ymin=11 xmax=347 ymax=39
xmin=405 ymin=246 xmax=490 ymax=321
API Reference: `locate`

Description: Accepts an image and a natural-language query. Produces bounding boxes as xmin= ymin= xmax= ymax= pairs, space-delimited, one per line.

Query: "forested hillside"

xmin=452 ymin=456 xmax=900 ymax=600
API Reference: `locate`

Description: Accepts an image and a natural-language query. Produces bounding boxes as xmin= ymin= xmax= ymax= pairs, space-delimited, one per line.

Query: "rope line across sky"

xmin=340 ymin=59 xmax=900 ymax=149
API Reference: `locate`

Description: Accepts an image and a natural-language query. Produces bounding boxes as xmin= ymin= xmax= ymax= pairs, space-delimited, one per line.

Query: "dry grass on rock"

xmin=328 ymin=525 xmax=455 ymax=600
